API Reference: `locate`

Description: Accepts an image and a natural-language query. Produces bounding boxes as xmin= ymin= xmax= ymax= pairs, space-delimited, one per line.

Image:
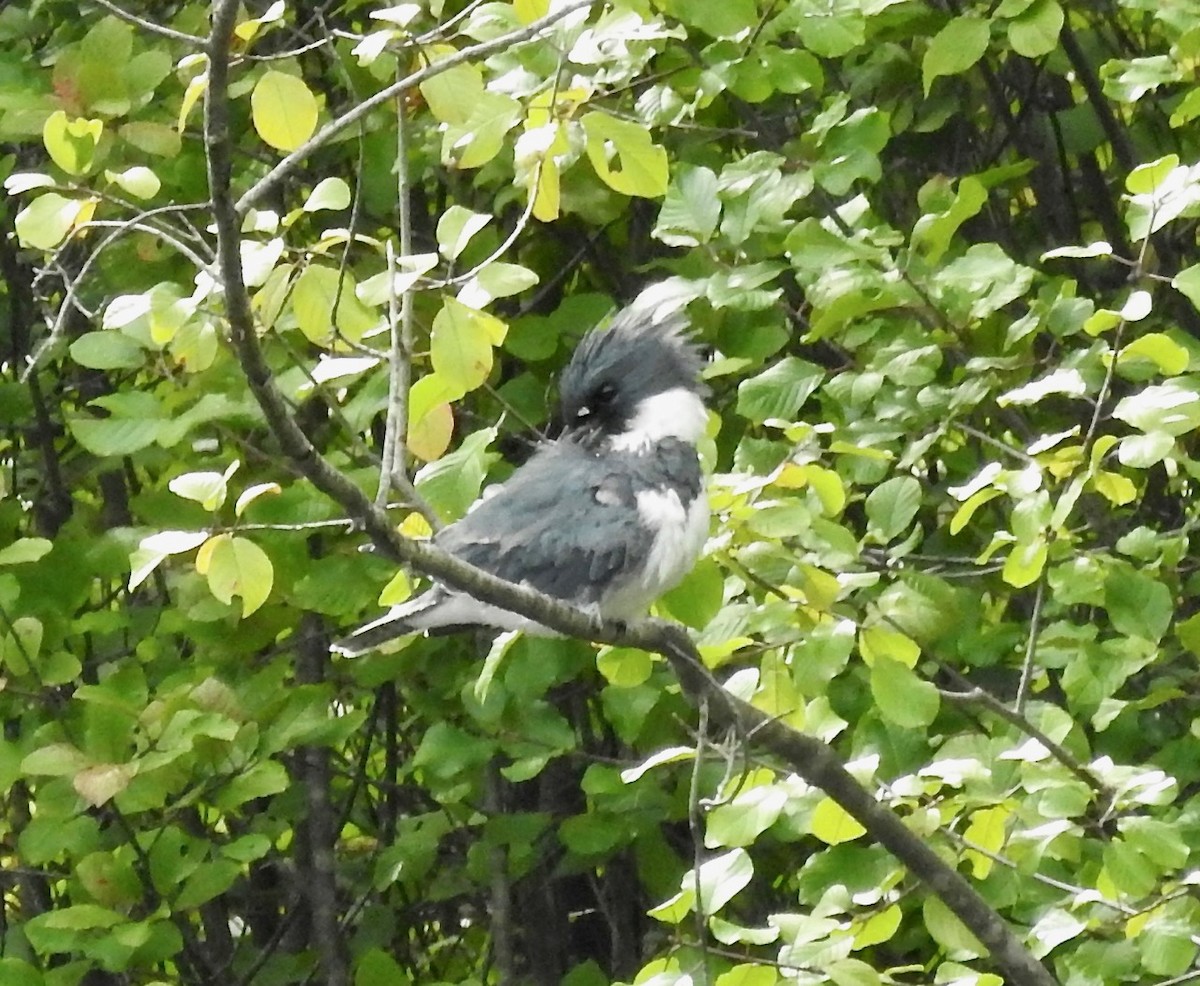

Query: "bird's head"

xmin=557 ymin=298 xmax=708 ymax=450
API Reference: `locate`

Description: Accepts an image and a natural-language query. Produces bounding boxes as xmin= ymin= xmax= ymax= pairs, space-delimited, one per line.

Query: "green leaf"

xmin=251 ymin=71 xmax=318 ymax=152
xmin=106 ymin=164 xmax=161 ymax=199
xmin=1113 ymin=380 xmax=1200 ymax=436
xmin=1002 ymin=536 xmax=1048 ymax=588
xmin=443 ymin=90 xmax=522 ymax=169
xmin=302 ymin=176 xmax=351 ymax=212
xmin=674 ymin=0 xmax=757 ymax=38
xmin=291 ymin=264 xmax=376 ymax=344
xmin=1105 ymin=569 xmax=1172 ymax=642
xmin=0 ymin=958 xmax=42 ymax=986
xmin=911 ymin=176 xmax=988 ymax=264
xmin=0 ymin=538 xmax=52 ymax=566
xmin=430 ymin=297 xmax=503 ymax=396
xmin=474 ymin=629 xmax=520 ymax=703
xmin=865 ymin=476 xmax=921 ymax=541
xmin=69 ymin=331 xmax=146 ymax=369
xmin=414 ymin=425 xmax=498 ymax=521
xmin=200 ymin=534 xmax=274 ymax=617
xmin=1126 ymin=156 xmax=1180 ymax=196
xmin=1119 ymin=333 xmax=1189 ymax=375
xmin=736 ymin=356 xmax=824 ymax=423
xmin=923 ymin=896 xmax=984 ymax=956
xmin=15 ymin=193 xmax=90 ymax=250
xmin=68 ymin=413 xmax=162 ymax=456
xmin=128 ymin=530 xmax=209 ymax=591
xmin=1171 ymin=264 xmax=1200 ymax=307
xmin=168 ymin=470 xmax=230 ymax=511
xmin=695 ymin=847 xmax=754 ymax=914
xmin=854 ymin=905 xmax=902 ymax=949
xmin=174 ymin=859 xmax=240 ymax=909
xmin=356 ymin=948 xmax=410 ymax=986
xmin=1007 ymin=0 xmax=1063 ymax=58
xmin=660 ymin=557 xmax=724 ymax=629
xmin=42 ymin=110 xmax=103 ymax=175
xmin=581 ymin=111 xmax=669 ymax=198
xmin=457 ymin=262 xmax=539 ymax=309
xmin=963 ymin=805 xmax=1011 ymax=878
xmin=923 ymin=17 xmax=990 ymax=95
xmin=21 ymin=742 xmax=90 ymax=777
xmin=870 ymin=655 xmax=940 ymax=727
xmin=596 ymin=647 xmax=652 ymax=687
xmin=715 ymin=965 xmax=778 ymax=986
xmin=794 ymin=6 xmax=864 ymax=57
xmin=705 ymin=782 xmax=788 ymax=848
xmin=809 ymin=796 xmax=867 ymax=844
xmin=436 ymin=205 xmax=491 ymax=261
xmin=419 ymin=61 xmax=484 ymax=125
xmin=1117 ymin=431 xmax=1173 ymax=468
xmin=213 ymin=760 xmax=289 ymax=809
xmin=828 ymin=958 xmax=882 ymax=986
xmin=655 ymin=165 xmax=721 ymax=247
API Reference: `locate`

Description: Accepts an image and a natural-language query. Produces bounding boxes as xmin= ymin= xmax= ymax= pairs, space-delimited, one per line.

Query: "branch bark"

xmin=205 ymin=4 xmax=1054 ymax=984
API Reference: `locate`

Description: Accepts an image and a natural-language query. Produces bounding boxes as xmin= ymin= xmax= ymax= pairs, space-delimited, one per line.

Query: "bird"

xmin=330 ymin=288 xmax=710 ymax=657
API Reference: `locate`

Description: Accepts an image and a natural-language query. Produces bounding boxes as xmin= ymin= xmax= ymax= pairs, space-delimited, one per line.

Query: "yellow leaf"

xmin=853 ymin=904 xmax=902 ymax=949
xmin=532 ymin=156 xmax=560 ymax=221
xmin=949 ymin=487 xmax=1001 ymax=535
xmin=963 ymin=805 xmax=1011 ymax=878
xmin=581 ymin=111 xmax=668 ymax=198
xmin=408 ymin=402 xmax=454 ymax=462
xmin=251 ymin=71 xmax=319 ymax=152
xmin=1002 ymin=537 xmax=1047 ymax=588
xmin=195 ymin=533 xmax=224 ymax=575
xmin=514 ymin=0 xmax=550 ymax=22
xmin=810 ymin=797 xmax=866 ymax=845
xmin=43 ymin=110 xmax=103 ymax=175
xmin=399 ymin=512 xmax=433 ymax=539
xmin=1092 ymin=470 xmax=1136 ymax=505
xmin=178 ymin=71 xmax=208 ymax=133
xmin=377 ymin=570 xmax=411 ymax=606
xmin=859 ymin=626 xmax=919 ymax=669
xmin=204 ymin=535 xmax=273 ymax=616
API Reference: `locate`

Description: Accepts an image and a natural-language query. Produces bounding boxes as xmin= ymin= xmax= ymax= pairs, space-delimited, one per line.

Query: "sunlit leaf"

xmin=251 ymin=71 xmax=319 ymax=152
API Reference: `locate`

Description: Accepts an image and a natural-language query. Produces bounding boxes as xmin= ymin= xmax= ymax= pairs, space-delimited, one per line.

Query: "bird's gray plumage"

xmin=332 ymin=292 xmax=709 ymax=656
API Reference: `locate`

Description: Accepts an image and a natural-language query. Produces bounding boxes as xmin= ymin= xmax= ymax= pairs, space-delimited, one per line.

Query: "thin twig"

xmin=235 ymin=0 xmax=595 ymax=214
xmin=1014 ymin=573 xmax=1046 ymax=713
xmin=21 ymin=204 xmax=215 ymax=380
xmin=90 ymin=0 xmax=205 ymax=44
xmin=939 ymin=676 xmax=1111 ymax=802
xmin=956 ymin=422 xmax=1039 ymax=466
xmin=688 ymin=697 xmax=712 ymax=986
xmin=377 ymin=85 xmax=415 ymax=508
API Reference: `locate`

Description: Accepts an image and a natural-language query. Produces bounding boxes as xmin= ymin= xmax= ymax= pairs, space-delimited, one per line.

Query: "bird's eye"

xmin=594 ymin=382 xmax=617 ymax=404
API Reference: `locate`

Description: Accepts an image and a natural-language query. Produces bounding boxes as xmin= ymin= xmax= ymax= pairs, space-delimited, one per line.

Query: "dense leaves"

xmin=5 ymin=0 xmax=1200 ymax=985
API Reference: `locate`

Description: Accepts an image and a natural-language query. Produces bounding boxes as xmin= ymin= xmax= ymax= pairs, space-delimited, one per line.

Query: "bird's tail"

xmin=330 ymin=595 xmax=441 ymax=657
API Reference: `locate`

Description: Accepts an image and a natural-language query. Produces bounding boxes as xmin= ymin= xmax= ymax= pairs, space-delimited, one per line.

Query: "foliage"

xmin=4 ymin=0 xmax=1200 ymax=984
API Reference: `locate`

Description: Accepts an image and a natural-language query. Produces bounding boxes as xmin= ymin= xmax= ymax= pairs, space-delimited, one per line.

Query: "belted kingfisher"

xmin=332 ymin=290 xmax=709 ymax=656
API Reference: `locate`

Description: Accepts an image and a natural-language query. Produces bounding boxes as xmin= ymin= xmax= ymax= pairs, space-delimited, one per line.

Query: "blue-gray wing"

xmin=434 ymin=438 xmax=701 ymax=607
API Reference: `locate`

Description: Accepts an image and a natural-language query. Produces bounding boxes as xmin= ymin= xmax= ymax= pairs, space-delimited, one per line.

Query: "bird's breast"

xmin=601 ymin=486 xmax=708 ymax=620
